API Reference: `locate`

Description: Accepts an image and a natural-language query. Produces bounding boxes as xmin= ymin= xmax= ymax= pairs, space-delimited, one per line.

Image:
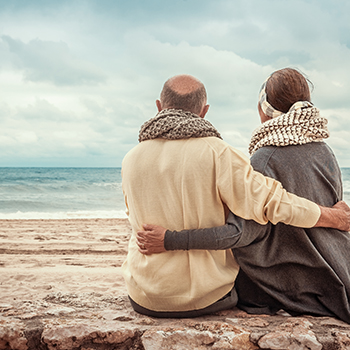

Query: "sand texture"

xmin=1 ymin=219 xmax=350 ymax=350
xmin=0 ymin=219 xmax=130 ymax=304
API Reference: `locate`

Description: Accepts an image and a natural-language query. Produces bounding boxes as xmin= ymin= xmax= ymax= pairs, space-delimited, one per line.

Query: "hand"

xmin=136 ymin=224 xmax=167 ymax=255
xmin=315 ymin=201 xmax=350 ymax=231
xmin=331 ymin=201 xmax=350 ymax=231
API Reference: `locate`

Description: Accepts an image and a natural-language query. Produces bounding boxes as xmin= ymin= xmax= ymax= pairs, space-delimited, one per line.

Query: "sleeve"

xmin=164 ymin=211 xmax=272 ymax=250
xmin=163 ymin=145 xmax=321 ymax=252
xmin=216 ymin=146 xmax=320 ymax=228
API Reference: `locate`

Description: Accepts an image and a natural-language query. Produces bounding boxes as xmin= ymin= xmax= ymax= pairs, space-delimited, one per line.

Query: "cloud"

xmin=1 ymin=36 xmax=107 ymax=86
xmin=122 ymin=32 xmax=270 ymax=118
xmin=0 ymin=97 xmax=141 ymax=166
xmin=0 ymin=0 xmax=349 ymax=167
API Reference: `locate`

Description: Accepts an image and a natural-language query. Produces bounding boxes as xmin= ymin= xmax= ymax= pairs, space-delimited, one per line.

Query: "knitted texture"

xmin=249 ymin=106 xmax=330 ymax=155
xmin=138 ymin=109 xmax=222 ymax=142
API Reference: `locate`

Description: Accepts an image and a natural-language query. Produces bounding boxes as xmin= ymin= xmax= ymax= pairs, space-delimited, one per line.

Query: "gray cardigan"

xmin=165 ymin=142 xmax=350 ymax=322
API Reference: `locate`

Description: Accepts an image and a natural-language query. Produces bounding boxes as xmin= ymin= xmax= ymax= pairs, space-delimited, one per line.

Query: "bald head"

xmin=157 ymin=74 xmax=208 ymax=117
xmin=166 ymin=75 xmax=204 ymax=94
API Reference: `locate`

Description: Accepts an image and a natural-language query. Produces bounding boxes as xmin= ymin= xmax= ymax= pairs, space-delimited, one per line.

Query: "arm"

xmin=246 ymin=145 xmax=350 ymax=231
xmin=137 ymin=145 xmax=350 ymax=255
xmin=137 ymin=201 xmax=350 ymax=255
xmin=166 ymin=202 xmax=350 ymax=249
xmin=217 ymin=146 xmax=350 ymax=230
xmin=216 ymin=146 xmax=321 ymax=228
xmin=165 ymin=212 xmax=271 ymax=250
xmin=137 ymin=213 xmax=270 ymax=254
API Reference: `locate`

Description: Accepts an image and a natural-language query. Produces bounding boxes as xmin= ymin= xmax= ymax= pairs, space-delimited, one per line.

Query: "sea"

xmin=0 ymin=167 xmax=349 ymax=220
xmin=0 ymin=168 xmax=126 ymax=219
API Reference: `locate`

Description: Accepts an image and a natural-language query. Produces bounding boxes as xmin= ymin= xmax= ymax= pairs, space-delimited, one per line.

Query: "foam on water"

xmin=0 ymin=210 xmax=127 ymax=220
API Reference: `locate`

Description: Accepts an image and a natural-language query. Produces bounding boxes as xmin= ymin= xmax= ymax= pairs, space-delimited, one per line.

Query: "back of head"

xmin=266 ymin=68 xmax=312 ymax=113
xmin=160 ymin=74 xmax=207 ymax=116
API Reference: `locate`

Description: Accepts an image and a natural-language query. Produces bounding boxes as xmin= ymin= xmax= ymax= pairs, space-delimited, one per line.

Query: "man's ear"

xmin=199 ymin=104 xmax=209 ymax=118
xmin=156 ymin=99 xmax=162 ymax=112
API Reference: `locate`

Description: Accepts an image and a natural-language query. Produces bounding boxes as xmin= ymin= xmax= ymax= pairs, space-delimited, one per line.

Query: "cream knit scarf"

xmin=138 ymin=108 xmax=222 ymax=142
xmin=249 ymin=103 xmax=330 ymax=156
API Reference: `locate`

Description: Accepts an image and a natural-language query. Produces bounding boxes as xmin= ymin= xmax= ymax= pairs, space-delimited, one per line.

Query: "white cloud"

xmin=1 ymin=36 xmax=107 ymax=86
xmin=15 ymin=131 xmax=38 ymax=144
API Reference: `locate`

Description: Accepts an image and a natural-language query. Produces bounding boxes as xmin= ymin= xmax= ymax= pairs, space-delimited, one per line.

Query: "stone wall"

xmin=1 ymin=292 xmax=350 ymax=350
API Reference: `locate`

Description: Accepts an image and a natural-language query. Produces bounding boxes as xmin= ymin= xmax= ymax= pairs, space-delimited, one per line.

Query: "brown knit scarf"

xmin=138 ymin=109 xmax=222 ymax=142
xmin=248 ymin=105 xmax=330 ymax=156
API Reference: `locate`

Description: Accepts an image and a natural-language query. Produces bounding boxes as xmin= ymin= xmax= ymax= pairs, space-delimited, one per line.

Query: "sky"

xmin=0 ymin=0 xmax=349 ymax=167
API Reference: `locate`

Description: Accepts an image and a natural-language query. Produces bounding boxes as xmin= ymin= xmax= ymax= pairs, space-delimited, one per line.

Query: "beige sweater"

xmin=121 ymin=137 xmax=320 ymax=312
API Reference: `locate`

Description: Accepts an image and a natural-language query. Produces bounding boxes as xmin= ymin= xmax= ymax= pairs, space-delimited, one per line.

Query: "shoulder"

xmin=250 ymin=142 xmax=340 ymax=180
xmin=250 ymin=146 xmax=278 ymax=175
xmin=122 ymin=142 xmax=144 ymax=163
xmin=199 ymin=137 xmax=248 ymax=159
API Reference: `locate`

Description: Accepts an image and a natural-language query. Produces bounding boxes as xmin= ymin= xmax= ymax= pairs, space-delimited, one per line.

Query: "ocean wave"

xmin=0 ymin=210 xmax=128 ymax=220
xmin=92 ymin=182 xmax=123 ymax=188
xmin=0 ymin=182 xmax=123 ymax=195
xmin=343 ymin=181 xmax=350 ymax=192
xmin=343 ymin=193 xmax=350 ymax=205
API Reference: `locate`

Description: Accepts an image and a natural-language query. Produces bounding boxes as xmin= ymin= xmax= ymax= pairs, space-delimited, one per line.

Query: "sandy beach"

xmin=2 ymin=218 xmax=350 ymax=350
xmin=0 ymin=218 xmax=131 ymax=305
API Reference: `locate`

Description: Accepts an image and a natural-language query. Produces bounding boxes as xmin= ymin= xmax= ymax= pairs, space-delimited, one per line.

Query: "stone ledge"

xmin=1 ymin=293 xmax=350 ymax=350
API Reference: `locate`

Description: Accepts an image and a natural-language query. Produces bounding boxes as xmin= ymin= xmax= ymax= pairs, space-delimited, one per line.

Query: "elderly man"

xmin=122 ymin=74 xmax=349 ymax=318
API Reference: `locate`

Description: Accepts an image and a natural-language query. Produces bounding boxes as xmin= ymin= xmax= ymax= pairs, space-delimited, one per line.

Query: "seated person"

xmin=137 ymin=68 xmax=350 ymax=323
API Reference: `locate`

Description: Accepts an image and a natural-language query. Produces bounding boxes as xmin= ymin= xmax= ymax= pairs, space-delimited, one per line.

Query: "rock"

xmin=2 ymin=296 xmax=350 ymax=349
xmin=19 ymin=313 xmax=40 ymax=320
xmin=320 ymin=318 xmax=350 ymax=328
xmin=0 ymin=305 xmax=13 ymax=313
xmin=142 ymin=327 xmax=215 ymax=350
xmin=330 ymin=331 xmax=350 ymax=349
xmin=227 ymin=317 xmax=270 ymax=328
xmin=46 ymin=307 xmax=76 ymax=316
xmin=0 ymin=318 xmax=28 ymax=350
xmin=42 ymin=320 xmax=138 ymax=350
xmin=99 ymin=310 xmax=135 ymax=322
xmin=258 ymin=317 xmax=322 ymax=350
xmin=142 ymin=321 xmax=257 ymax=350
xmin=258 ymin=331 xmax=292 ymax=349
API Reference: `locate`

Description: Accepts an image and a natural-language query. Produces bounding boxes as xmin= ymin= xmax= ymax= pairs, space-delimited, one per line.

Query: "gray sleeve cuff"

xmin=164 ymin=214 xmax=244 ymax=251
xmin=164 ymin=229 xmax=190 ymax=250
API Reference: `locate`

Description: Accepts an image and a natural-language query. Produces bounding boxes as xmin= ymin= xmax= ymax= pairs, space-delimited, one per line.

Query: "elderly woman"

xmin=137 ymin=68 xmax=350 ymax=323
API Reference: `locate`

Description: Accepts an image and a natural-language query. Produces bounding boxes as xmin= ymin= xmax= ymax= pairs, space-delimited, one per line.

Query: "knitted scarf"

xmin=138 ymin=109 xmax=222 ymax=142
xmin=248 ymin=103 xmax=330 ymax=156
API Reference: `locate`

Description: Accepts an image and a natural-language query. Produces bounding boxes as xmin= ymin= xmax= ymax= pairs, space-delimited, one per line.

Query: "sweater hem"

xmin=126 ymin=282 xmax=235 ymax=312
